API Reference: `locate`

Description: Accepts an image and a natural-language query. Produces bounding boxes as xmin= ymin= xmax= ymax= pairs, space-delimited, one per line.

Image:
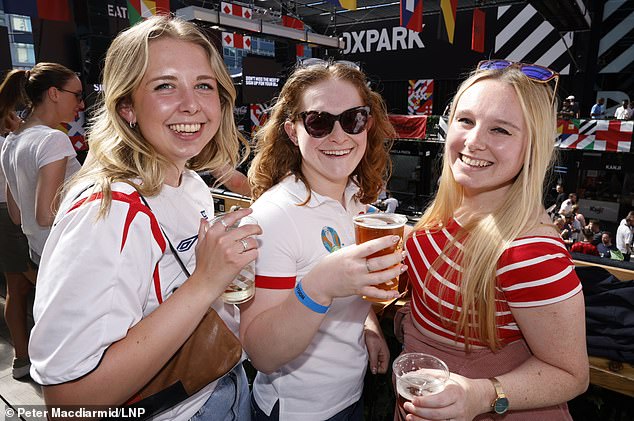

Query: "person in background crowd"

xmin=570 ymin=228 xmax=600 ymax=256
xmin=563 ymin=213 xmax=580 ymax=244
xmin=572 ymin=204 xmax=585 ymax=233
xmin=383 ymin=192 xmax=399 ymax=213
xmin=0 ymin=111 xmax=37 ymax=379
xmin=555 ymin=216 xmax=573 ymax=249
xmin=548 ymin=183 xmax=566 ymax=219
xmin=619 ymin=210 xmax=634 ymax=227
xmin=597 ymin=232 xmax=619 ymax=259
xmin=586 ymin=219 xmax=602 ymax=245
xmin=590 ymin=97 xmax=606 ymax=119
xmin=398 ymin=61 xmax=587 ymax=420
xmin=559 ymin=95 xmax=579 ymax=119
xmin=614 ymin=99 xmax=633 ymax=120
xmin=558 ymin=192 xmax=577 ymax=216
xmin=243 ymin=59 xmax=401 ymax=420
xmin=0 ymin=62 xmax=83 ymax=266
xmin=554 ymin=184 xmax=566 ymax=210
xmin=27 ymin=16 xmax=259 ymax=419
xmin=616 ymin=213 xmax=634 ymax=261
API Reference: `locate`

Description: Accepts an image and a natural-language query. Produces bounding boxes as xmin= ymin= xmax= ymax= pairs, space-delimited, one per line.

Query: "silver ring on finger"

xmin=365 ymin=259 xmax=372 ymax=273
xmin=240 ymin=238 xmax=249 ymax=252
xmin=219 ymin=219 xmax=229 ymax=230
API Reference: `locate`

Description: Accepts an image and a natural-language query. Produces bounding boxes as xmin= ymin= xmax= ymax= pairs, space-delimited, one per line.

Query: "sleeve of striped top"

xmin=496 ymin=236 xmax=582 ymax=308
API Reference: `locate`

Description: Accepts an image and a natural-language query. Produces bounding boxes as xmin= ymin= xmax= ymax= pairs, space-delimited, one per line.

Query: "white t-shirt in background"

xmin=0 ymin=125 xmax=80 ymax=263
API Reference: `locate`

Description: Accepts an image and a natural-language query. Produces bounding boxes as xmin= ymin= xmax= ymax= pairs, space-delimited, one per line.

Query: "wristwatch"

xmin=489 ymin=377 xmax=509 ymax=415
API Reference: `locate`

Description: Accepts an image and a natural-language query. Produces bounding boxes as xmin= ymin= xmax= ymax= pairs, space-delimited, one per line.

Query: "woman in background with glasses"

xmin=395 ymin=61 xmax=588 ymax=420
xmin=242 ymin=60 xmax=403 ymax=420
xmin=0 ymin=63 xmax=83 ymax=266
xmin=0 ymin=63 xmax=82 ymax=379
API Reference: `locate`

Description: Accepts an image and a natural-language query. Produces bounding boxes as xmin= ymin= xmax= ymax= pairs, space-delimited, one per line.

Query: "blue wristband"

xmin=294 ymin=280 xmax=330 ymax=314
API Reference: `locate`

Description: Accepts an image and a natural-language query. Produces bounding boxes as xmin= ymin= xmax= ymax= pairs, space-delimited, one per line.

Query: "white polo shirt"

xmin=250 ymin=175 xmax=372 ymax=420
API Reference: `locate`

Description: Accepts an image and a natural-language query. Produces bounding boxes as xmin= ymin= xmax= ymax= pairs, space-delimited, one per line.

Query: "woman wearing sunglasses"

xmin=395 ymin=61 xmax=588 ymax=420
xmin=241 ymin=60 xmax=401 ymax=420
xmin=0 ymin=63 xmax=84 ymax=267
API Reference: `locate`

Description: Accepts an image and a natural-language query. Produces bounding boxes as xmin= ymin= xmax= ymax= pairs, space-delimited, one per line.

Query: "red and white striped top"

xmin=405 ymin=219 xmax=582 ymax=347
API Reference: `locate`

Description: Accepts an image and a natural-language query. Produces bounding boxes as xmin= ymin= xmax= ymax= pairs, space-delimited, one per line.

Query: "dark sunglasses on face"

xmin=477 ymin=59 xmax=559 ymax=104
xmin=298 ymin=106 xmax=371 ymax=138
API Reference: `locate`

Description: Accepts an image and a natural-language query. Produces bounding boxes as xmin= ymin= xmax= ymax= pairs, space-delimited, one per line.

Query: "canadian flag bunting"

xmin=221 ymin=1 xmax=252 ymax=19
xmin=222 ymin=32 xmax=251 ymax=50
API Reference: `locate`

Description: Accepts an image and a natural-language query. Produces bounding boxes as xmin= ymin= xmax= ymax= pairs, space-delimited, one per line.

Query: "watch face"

xmin=494 ymin=397 xmax=510 ymax=414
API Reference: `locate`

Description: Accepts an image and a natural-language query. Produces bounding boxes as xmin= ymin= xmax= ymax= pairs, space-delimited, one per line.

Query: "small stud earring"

xmin=129 ymin=120 xmax=137 ymax=129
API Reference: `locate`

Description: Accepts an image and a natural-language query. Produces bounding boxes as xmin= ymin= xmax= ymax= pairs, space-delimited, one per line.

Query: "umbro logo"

xmin=176 ymin=235 xmax=198 ymax=252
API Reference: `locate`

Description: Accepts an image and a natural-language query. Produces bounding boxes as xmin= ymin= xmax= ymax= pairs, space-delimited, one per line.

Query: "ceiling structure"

xmin=176 ymin=1 xmax=596 ymax=36
xmin=253 ymin=0 xmax=525 ymax=35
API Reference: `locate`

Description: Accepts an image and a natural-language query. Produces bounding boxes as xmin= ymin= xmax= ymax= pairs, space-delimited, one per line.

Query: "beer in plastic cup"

xmin=353 ymin=213 xmax=407 ymax=303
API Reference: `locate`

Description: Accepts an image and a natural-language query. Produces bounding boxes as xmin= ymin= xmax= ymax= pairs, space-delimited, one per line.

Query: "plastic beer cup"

xmin=353 ymin=213 xmax=408 ymax=303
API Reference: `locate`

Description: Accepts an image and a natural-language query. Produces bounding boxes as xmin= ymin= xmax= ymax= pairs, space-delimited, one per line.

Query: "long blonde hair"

xmin=414 ymin=66 xmax=558 ymax=350
xmin=66 ymin=16 xmax=247 ymax=214
xmin=248 ymin=62 xmax=395 ymax=203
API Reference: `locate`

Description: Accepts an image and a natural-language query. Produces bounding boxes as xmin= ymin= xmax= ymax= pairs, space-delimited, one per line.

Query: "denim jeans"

xmin=251 ymin=395 xmax=363 ymax=421
xmin=190 ymin=364 xmax=251 ymax=421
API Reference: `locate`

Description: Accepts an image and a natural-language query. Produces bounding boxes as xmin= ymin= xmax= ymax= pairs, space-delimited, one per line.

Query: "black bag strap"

xmin=137 ymin=194 xmax=192 ymax=278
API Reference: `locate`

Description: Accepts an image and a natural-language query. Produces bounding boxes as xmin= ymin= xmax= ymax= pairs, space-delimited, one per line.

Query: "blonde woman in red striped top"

xmin=396 ymin=61 xmax=588 ymax=421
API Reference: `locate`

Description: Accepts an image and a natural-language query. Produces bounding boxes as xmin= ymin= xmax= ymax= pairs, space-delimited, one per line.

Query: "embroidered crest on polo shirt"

xmin=176 ymin=235 xmax=198 ymax=252
xmin=200 ymin=210 xmax=208 ymax=220
xmin=321 ymin=226 xmax=342 ymax=253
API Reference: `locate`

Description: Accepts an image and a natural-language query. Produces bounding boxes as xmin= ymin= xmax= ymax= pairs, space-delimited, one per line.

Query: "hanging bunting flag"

xmin=36 ymin=0 xmax=71 ymax=22
xmin=296 ymin=44 xmax=305 ymax=57
xmin=327 ymin=0 xmax=357 ymax=11
xmin=400 ymin=0 xmax=423 ymax=33
xmin=439 ymin=0 xmax=457 ymax=44
xmin=555 ymin=118 xmax=633 ymax=153
xmin=250 ymin=104 xmax=269 ymax=137
xmin=408 ymin=79 xmax=434 ymax=115
xmin=128 ymin=0 xmax=171 ymax=26
xmin=3 ymin=1 xmax=72 ymax=23
xmin=58 ymin=112 xmax=87 ymax=152
xmin=222 ymin=32 xmax=251 ymax=50
xmin=471 ymin=7 xmax=485 ymax=53
xmin=282 ymin=15 xmax=304 ymax=30
xmin=221 ymin=2 xmax=252 ymax=19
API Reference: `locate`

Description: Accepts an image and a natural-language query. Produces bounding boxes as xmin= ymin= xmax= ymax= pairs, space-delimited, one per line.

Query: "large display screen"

xmin=241 ymin=56 xmax=283 ymax=104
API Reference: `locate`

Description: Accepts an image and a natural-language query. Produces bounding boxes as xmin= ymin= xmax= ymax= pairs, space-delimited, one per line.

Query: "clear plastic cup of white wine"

xmin=210 ymin=215 xmax=257 ymax=305
xmin=392 ymin=353 xmax=450 ymax=420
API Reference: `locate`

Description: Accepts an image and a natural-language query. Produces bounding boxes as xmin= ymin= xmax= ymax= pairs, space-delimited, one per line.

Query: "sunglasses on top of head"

xmin=477 ymin=60 xmax=559 ymax=103
xmin=299 ymin=57 xmax=361 ymax=71
xmin=298 ymin=106 xmax=371 ymax=138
